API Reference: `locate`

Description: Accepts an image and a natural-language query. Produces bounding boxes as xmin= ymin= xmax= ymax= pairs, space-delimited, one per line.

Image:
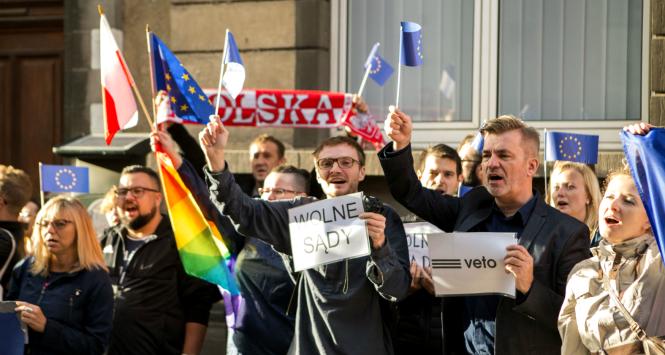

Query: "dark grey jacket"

xmin=205 ymin=165 xmax=411 ymax=355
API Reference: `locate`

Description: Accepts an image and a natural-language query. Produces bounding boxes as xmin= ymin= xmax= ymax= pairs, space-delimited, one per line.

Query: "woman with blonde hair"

xmin=558 ymin=125 xmax=665 ymax=354
xmin=7 ymin=196 xmax=113 ymax=354
xmin=548 ymin=161 xmax=602 ymax=246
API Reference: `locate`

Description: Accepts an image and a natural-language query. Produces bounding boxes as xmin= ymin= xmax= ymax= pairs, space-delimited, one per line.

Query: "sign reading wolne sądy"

xmin=288 ymin=192 xmax=370 ymax=271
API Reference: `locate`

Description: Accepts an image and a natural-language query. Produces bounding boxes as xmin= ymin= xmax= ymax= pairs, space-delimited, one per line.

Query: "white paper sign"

xmin=428 ymin=232 xmax=516 ymax=297
xmin=403 ymin=222 xmax=444 ymax=268
xmin=288 ymin=192 xmax=370 ymax=271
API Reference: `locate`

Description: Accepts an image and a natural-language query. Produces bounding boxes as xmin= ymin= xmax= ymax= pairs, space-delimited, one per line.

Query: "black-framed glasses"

xmin=38 ymin=219 xmax=72 ymax=230
xmin=316 ymin=157 xmax=360 ymax=170
xmin=115 ymin=186 xmax=160 ymax=199
xmin=258 ymin=187 xmax=300 ymax=198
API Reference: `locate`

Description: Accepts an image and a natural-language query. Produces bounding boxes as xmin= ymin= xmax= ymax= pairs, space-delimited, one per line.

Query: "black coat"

xmin=379 ymin=144 xmax=591 ymax=355
xmin=101 ymin=217 xmax=222 ymax=355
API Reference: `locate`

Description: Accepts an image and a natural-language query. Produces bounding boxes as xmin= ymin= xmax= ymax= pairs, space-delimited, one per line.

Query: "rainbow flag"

xmin=157 ymin=152 xmax=239 ymax=295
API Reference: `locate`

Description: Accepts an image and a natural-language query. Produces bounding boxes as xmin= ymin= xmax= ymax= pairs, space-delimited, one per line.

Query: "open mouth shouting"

xmin=487 ymin=172 xmax=505 ymax=186
xmin=556 ymin=200 xmax=569 ymax=209
xmin=603 ymin=215 xmax=621 ymax=227
xmin=122 ymin=203 xmax=140 ymax=219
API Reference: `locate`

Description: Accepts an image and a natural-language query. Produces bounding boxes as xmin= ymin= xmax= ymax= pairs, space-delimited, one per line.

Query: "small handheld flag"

xmin=400 ymin=21 xmax=424 ymax=67
xmin=396 ymin=21 xmax=423 ymax=107
xmin=40 ymin=165 xmax=89 ymax=193
xmin=365 ymin=46 xmax=394 ymax=87
xmin=99 ymin=12 xmax=138 ymax=144
xmin=150 ymin=33 xmax=214 ymax=124
xmin=545 ymin=131 xmax=599 ymax=164
xmin=622 ymin=128 xmax=665 ymax=265
xmin=222 ymin=31 xmax=245 ymax=100
xmin=471 ymin=132 xmax=484 ymax=153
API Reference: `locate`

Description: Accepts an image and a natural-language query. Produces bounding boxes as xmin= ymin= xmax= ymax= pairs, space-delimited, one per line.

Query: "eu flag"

xmin=622 ymin=128 xmax=665 ymax=265
xmin=40 ymin=164 xmax=89 ymax=193
xmin=150 ymin=33 xmax=214 ymax=124
xmin=471 ymin=132 xmax=484 ymax=153
xmin=545 ymin=131 xmax=599 ymax=164
xmin=364 ymin=43 xmax=394 ymax=86
xmin=0 ymin=303 xmax=23 ymax=355
xmin=400 ymin=21 xmax=423 ymax=67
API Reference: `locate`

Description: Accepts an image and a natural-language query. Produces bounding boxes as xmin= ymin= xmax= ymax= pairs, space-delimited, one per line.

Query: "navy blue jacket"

xmin=7 ymin=257 xmax=114 ymax=355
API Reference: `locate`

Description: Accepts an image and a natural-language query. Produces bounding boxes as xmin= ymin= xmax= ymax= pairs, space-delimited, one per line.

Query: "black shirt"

xmin=464 ymin=193 xmax=537 ymax=354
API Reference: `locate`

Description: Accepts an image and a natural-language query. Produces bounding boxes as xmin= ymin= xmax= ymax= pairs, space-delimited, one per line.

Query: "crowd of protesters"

xmin=1 ymin=103 xmax=664 ymax=354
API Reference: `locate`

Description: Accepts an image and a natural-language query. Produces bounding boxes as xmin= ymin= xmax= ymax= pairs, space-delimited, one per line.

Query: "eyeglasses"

xmin=38 ymin=219 xmax=72 ymax=230
xmin=115 ymin=186 xmax=160 ymax=199
xmin=316 ymin=157 xmax=360 ymax=170
xmin=258 ymin=187 xmax=301 ymax=198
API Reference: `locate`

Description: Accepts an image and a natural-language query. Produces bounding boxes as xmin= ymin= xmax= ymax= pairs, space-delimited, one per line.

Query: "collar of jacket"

xmin=458 ymin=189 xmax=548 ymax=251
xmin=594 ymin=233 xmax=653 ymax=259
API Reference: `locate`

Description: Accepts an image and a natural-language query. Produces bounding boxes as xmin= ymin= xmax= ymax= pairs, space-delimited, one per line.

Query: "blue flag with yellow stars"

xmin=622 ymin=128 xmax=665 ymax=266
xmin=150 ymin=33 xmax=214 ymax=124
xmin=364 ymin=43 xmax=394 ymax=86
xmin=40 ymin=164 xmax=89 ymax=193
xmin=400 ymin=21 xmax=423 ymax=67
xmin=545 ymin=131 xmax=599 ymax=164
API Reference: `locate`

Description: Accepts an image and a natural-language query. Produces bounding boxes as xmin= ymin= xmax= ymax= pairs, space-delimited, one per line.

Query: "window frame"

xmin=330 ymin=0 xmax=650 ymax=151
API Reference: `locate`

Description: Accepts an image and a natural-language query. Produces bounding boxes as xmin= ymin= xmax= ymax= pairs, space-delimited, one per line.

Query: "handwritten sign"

xmin=288 ymin=193 xmax=370 ymax=271
xmin=403 ymin=222 xmax=444 ymax=268
xmin=428 ymin=232 xmax=516 ymax=297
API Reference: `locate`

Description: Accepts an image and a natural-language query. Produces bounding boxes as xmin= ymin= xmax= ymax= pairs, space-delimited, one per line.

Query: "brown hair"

xmin=120 ymin=165 xmax=161 ymax=191
xmin=31 ymin=196 xmax=108 ymax=276
xmin=416 ymin=144 xmax=462 ymax=176
xmin=272 ymin=165 xmax=311 ymax=194
xmin=480 ymin=115 xmax=540 ymax=158
xmin=0 ymin=165 xmax=32 ymax=216
xmin=312 ymin=136 xmax=366 ymax=166
xmin=251 ymin=134 xmax=286 ymax=160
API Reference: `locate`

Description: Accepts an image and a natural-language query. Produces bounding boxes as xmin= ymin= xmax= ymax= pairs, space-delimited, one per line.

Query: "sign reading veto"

xmin=403 ymin=222 xmax=444 ymax=268
xmin=288 ymin=192 xmax=370 ymax=271
xmin=428 ymin=232 xmax=516 ymax=297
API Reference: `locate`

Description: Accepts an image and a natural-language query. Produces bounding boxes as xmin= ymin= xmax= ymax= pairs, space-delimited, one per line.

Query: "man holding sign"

xmin=380 ymin=111 xmax=590 ymax=355
xmin=200 ymin=119 xmax=410 ymax=354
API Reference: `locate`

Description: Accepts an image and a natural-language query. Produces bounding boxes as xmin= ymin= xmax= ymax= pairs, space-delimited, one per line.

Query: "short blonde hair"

xmin=480 ymin=115 xmax=540 ymax=158
xmin=0 ymin=165 xmax=32 ymax=215
xmin=31 ymin=196 xmax=107 ymax=276
xmin=547 ymin=161 xmax=601 ymax=233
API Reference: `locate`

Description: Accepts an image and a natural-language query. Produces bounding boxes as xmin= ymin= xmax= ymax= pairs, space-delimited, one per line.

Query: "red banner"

xmin=162 ymin=88 xmax=384 ymax=149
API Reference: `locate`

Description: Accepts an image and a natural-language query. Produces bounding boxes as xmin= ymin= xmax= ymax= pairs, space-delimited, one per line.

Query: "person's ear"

xmin=457 ymin=173 xmax=463 ymax=183
xmin=358 ymin=166 xmax=366 ymax=182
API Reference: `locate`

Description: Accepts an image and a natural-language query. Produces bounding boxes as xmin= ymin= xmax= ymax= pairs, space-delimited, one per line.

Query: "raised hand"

xmin=383 ymin=106 xmax=413 ymax=151
xmin=623 ymin=122 xmax=654 ymax=136
xmin=198 ymin=115 xmax=229 ymax=172
xmin=150 ymin=127 xmax=183 ymax=169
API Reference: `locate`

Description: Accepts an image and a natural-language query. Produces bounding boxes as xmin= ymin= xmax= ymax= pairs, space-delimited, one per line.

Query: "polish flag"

xmin=100 ymin=14 xmax=138 ymax=144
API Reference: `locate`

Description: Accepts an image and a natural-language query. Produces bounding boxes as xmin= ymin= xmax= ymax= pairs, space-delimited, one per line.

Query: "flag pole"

xmin=98 ymin=4 xmax=154 ymax=129
xmin=214 ymin=29 xmax=230 ymax=115
xmin=146 ymin=24 xmax=158 ymax=122
xmin=356 ymin=65 xmax=372 ymax=98
xmin=395 ymin=24 xmax=403 ymax=108
xmin=543 ymin=128 xmax=549 ymax=200
xmin=38 ymin=162 xmax=45 ymax=207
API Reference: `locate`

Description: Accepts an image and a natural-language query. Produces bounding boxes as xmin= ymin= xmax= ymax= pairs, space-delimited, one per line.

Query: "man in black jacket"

xmin=0 ymin=165 xmax=31 ymax=298
xmin=379 ymin=110 xmax=590 ymax=354
xmin=101 ymin=165 xmax=221 ymax=355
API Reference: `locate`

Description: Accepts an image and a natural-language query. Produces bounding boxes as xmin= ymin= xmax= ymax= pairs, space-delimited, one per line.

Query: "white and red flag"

xmin=99 ymin=14 xmax=138 ymax=144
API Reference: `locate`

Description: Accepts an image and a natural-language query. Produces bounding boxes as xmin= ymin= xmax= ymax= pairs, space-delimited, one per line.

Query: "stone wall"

xmin=652 ymin=0 xmax=665 ymax=125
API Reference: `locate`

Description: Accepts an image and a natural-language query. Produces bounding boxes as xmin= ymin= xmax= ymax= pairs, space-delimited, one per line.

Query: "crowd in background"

xmin=0 ymin=101 xmax=664 ymax=354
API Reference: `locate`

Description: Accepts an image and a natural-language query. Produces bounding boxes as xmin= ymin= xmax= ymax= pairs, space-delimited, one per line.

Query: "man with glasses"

xmin=101 ymin=165 xmax=221 ymax=355
xmin=457 ymin=133 xmax=484 ymax=188
xmin=199 ymin=117 xmax=410 ymax=354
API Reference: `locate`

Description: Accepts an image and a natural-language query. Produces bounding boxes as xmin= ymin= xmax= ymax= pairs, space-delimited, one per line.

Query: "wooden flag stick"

xmin=395 ymin=24 xmax=403 ymax=108
xmin=38 ymin=162 xmax=45 ymax=207
xmin=146 ymin=24 xmax=157 ymax=121
xmin=214 ymin=29 xmax=230 ymax=115
xmin=98 ymin=4 xmax=103 ymax=16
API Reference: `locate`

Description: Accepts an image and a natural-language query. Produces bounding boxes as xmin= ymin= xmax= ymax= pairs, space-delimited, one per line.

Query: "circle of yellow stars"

xmin=558 ymin=135 xmax=583 ymax=160
xmin=417 ymin=33 xmax=424 ymax=60
xmin=162 ymin=69 xmax=209 ymax=115
xmin=369 ymin=56 xmax=382 ymax=74
xmin=55 ymin=168 xmax=77 ymax=190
